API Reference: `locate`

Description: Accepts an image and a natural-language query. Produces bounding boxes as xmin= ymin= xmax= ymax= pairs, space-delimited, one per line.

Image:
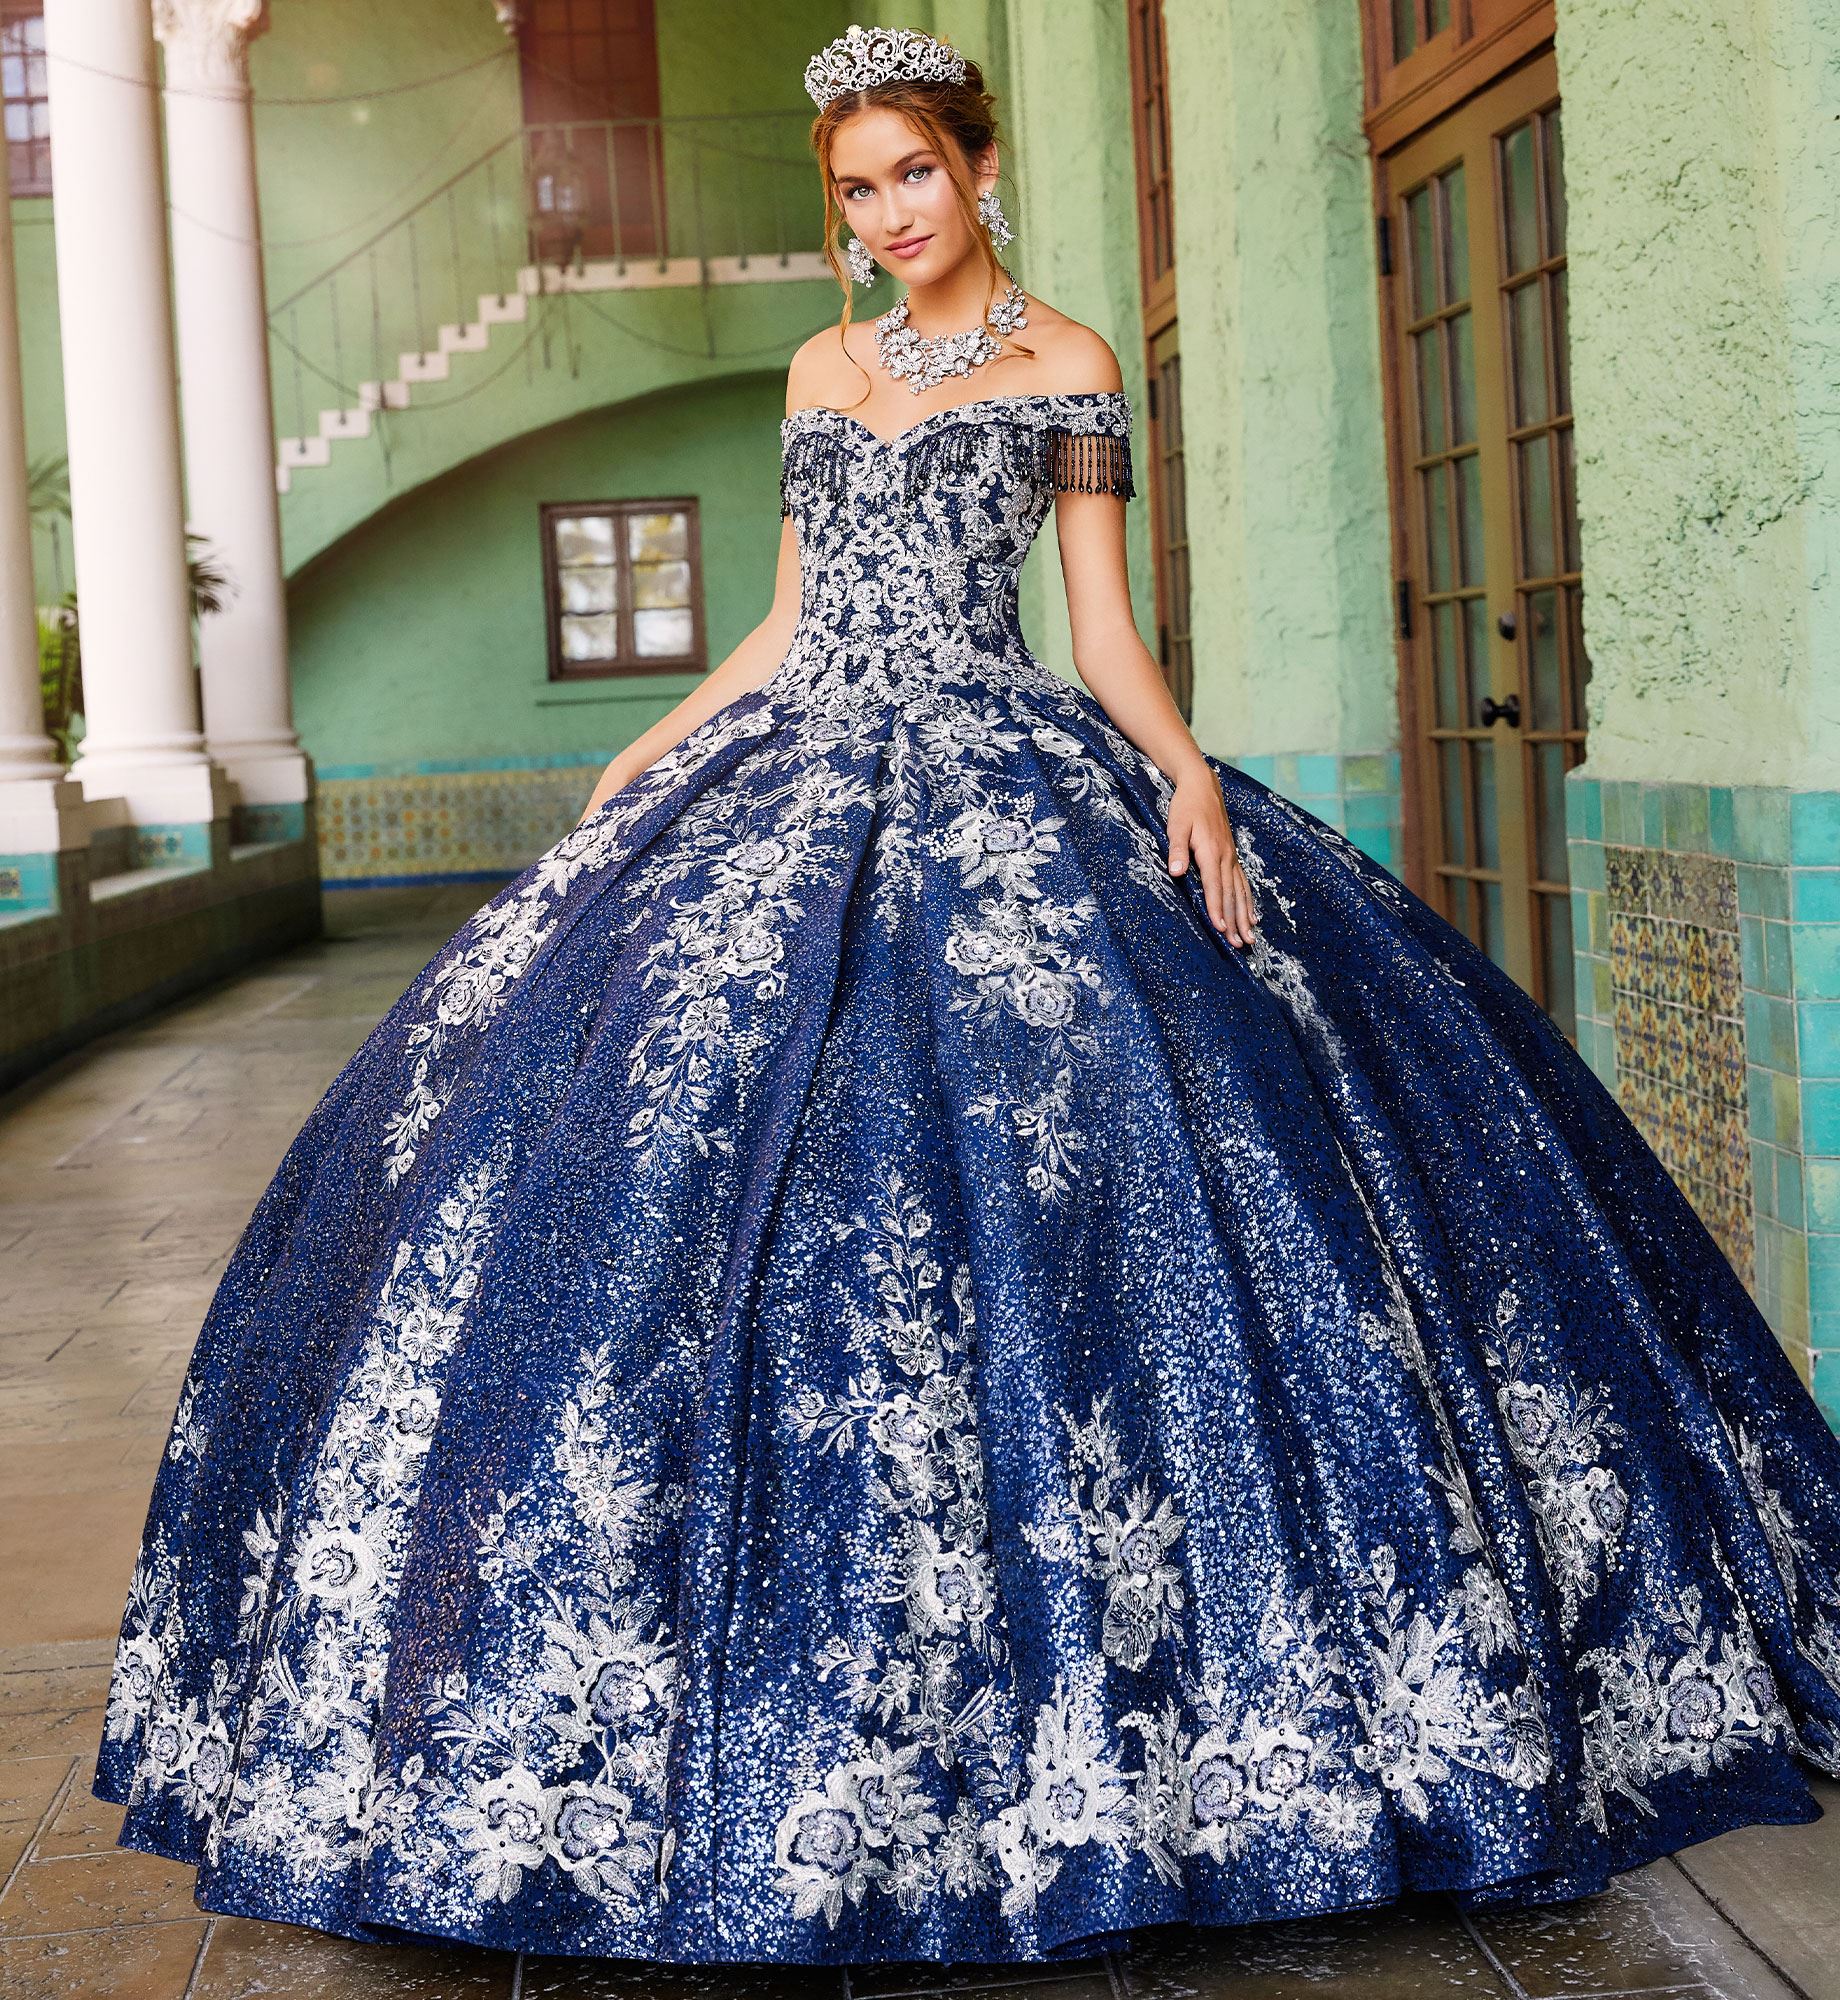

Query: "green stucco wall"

xmin=13 ymin=196 xmax=65 ymax=596
xmin=1162 ymin=0 xmax=1395 ymax=768
xmin=289 ymin=372 xmax=785 ymax=773
xmin=1000 ymin=0 xmax=1155 ymax=677
xmin=1557 ymin=0 xmax=1840 ymax=790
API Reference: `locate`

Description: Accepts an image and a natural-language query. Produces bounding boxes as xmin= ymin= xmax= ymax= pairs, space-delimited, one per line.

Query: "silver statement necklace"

xmin=873 ymin=281 xmax=1028 ymax=395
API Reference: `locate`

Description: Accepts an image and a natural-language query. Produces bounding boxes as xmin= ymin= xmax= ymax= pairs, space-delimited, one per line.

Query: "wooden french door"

xmin=519 ymin=0 xmax=663 ymax=260
xmin=1382 ymin=51 xmax=1586 ymax=1035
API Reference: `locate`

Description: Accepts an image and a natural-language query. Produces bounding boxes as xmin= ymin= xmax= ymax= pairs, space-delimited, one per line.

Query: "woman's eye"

xmin=905 ymin=165 xmax=932 ymax=184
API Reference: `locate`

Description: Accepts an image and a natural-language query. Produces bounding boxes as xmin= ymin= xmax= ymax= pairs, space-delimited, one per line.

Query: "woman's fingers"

xmin=1167 ymin=817 xmax=1192 ymax=877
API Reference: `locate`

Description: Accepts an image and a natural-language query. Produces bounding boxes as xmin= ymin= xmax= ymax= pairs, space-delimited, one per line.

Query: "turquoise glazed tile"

xmin=1641 ymin=786 xmax=1665 ymax=848
xmin=1804 ymin=1081 xmax=1840 ymax=1156
xmin=1296 ymin=753 xmax=1339 ymax=795
xmin=1737 ymin=864 xmax=1790 ymax=920
xmin=1343 ymin=754 xmax=1390 ymax=795
xmin=1734 ymin=787 xmax=1791 ymax=865
xmin=1790 ymin=791 xmax=1840 ymax=866
xmin=1743 ymin=991 xmax=1796 ymax=1072
xmin=1798 ymin=1002 xmax=1840 ymax=1078
xmin=1565 ymin=775 xmax=1588 ymax=838
xmin=1793 ymin=924 xmax=1840 ymax=999
xmin=1272 ymin=753 xmax=1300 ymax=791
xmin=1778 ymin=1148 xmax=1806 ymax=1230
xmin=1569 ymin=840 xmax=1605 ymax=890
xmin=1708 ymin=787 xmax=1735 ymax=856
xmin=1808 ymin=1161 xmax=1840 ymax=1232
xmin=1348 ymin=827 xmax=1396 ymax=872
xmin=1748 ymin=1065 xmax=1776 ymax=1144
xmin=1343 ymin=791 xmax=1394 ymax=831
xmin=1751 ymin=1142 xmax=1776 ymax=1222
xmin=1794 ymin=869 xmax=1840 ymax=923
xmin=1663 ymin=783 xmax=1710 ymax=855
xmin=1809 ymin=1250 xmax=1840 ymax=1317
xmin=1741 ymin=915 xmax=1766 ymax=992
xmin=1764 ymin=919 xmax=1795 ymax=998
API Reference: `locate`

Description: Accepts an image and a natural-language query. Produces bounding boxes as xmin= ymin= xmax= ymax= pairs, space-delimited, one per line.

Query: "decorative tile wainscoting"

xmin=1567 ymin=775 xmax=1840 ymax=1426
xmin=315 ymin=757 xmax=610 ymax=886
xmin=1226 ymin=749 xmax=1403 ymax=874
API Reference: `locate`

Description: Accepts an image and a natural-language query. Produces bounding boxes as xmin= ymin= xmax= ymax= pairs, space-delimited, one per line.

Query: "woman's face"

xmin=827 ymin=104 xmax=994 ymax=289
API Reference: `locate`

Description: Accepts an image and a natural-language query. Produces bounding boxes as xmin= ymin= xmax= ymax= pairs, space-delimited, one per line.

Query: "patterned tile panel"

xmin=1605 ymin=841 xmax=1753 ymax=1288
xmin=316 ymin=765 xmax=605 ymax=884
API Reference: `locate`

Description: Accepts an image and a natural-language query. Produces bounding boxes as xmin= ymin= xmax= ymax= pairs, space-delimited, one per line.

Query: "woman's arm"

xmin=1056 ymin=487 xmax=1258 ymax=947
xmin=573 ymin=515 xmax=803 ymax=826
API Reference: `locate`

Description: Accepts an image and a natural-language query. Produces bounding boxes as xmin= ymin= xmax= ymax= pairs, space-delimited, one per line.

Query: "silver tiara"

xmin=803 ymin=24 xmax=968 ymax=110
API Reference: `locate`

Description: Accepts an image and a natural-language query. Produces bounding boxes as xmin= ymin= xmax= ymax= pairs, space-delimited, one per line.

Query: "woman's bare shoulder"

xmin=787 ymin=324 xmax=876 ymax=415
xmin=1015 ymin=301 xmax=1125 ymax=396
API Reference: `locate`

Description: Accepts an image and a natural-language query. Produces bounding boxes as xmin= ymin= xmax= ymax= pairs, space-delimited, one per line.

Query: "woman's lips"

xmin=886 ymin=236 xmax=931 ymax=259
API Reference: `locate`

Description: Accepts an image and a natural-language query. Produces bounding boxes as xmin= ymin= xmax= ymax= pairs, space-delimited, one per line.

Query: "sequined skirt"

xmin=93 ymin=659 xmax=1840 ymax=1963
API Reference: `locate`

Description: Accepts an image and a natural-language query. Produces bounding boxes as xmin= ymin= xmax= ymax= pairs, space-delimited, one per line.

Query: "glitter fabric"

xmin=96 ymin=391 xmax=1840 ymax=1966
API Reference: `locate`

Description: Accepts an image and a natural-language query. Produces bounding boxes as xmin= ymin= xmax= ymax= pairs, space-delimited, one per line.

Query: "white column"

xmin=158 ymin=0 xmax=308 ymax=809
xmin=0 ymin=174 xmax=83 ymax=862
xmin=44 ymin=0 xmax=223 ymax=825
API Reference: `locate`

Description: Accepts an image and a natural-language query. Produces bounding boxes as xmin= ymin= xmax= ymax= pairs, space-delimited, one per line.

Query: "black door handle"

xmin=1479 ymin=693 xmax=1522 ymax=727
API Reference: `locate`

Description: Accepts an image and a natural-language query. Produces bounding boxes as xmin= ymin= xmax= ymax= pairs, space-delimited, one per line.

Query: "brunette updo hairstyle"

xmin=810 ymin=58 xmax=1026 ymax=389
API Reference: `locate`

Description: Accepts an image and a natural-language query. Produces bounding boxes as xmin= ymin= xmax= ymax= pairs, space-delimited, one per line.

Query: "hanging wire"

xmin=42 ymin=42 xmax=512 ymax=108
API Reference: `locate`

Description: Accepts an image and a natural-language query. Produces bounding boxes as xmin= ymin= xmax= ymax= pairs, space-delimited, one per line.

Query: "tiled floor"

xmin=0 ymin=884 xmax=1835 ymax=2000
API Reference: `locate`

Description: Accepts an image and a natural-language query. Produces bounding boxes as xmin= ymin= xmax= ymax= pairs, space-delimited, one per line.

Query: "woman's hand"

xmin=1166 ymin=760 xmax=1258 ymax=947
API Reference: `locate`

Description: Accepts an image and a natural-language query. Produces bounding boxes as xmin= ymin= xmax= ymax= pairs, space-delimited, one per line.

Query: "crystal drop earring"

xmin=977 ymin=187 xmax=1013 ymax=248
xmin=844 ymin=235 xmax=876 ymax=286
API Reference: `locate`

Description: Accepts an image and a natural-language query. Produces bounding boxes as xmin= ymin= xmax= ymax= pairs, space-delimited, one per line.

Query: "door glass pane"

xmin=1542 ymin=892 xmax=1576 ymax=1040
xmin=1519 ymin=436 xmax=1557 ymax=579
xmin=1456 ymin=452 xmax=1484 ymax=585
xmin=1509 ymin=281 xmax=1549 ymax=427
xmin=1550 ymin=268 xmax=1570 ymax=413
xmin=1475 ymin=742 xmax=1500 ymax=870
xmin=1414 ymin=331 xmax=1448 ymax=452
xmin=1558 ymin=425 xmax=1580 ymax=572
xmin=1406 ymin=185 xmax=1436 ymax=319
xmin=1463 ymin=599 xmax=1489 ymax=714
xmin=1501 ymin=120 xmax=1540 ymax=274
xmin=1428 ymin=0 xmax=1451 ymax=30
xmin=1392 ymin=0 xmax=1419 ymax=60
xmin=1479 ymin=880 xmax=1506 ymax=965
xmin=1432 ymin=602 xmax=1462 ymax=727
xmin=1443 ymin=165 xmax=1469 ymax=300
xmin=1424 ymin=465 xmax=1453 ymax=590
xmin=1448 ymin=310 xmax=1476 ymax=442
xmin=1545 ymin=108 xmax=1567 ymax=254
xmin=1439 ymin=740 xmax=1468 ymax=866
xmin=1527 ymin=587 xmax=1563 ymax=730
xmin=1533 ymin=741 xmax=1569 ymax=882
xmin=1566 ymin=583 xmax=1591 ymax=706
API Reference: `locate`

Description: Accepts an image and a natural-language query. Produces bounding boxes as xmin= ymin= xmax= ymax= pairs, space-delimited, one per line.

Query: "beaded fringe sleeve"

xmin=780 ymin=398 xmax=1136 ymax=513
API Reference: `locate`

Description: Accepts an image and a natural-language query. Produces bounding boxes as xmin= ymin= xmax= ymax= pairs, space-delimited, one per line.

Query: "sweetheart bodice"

xmin=773 ymin=390 xmax=1134 ymax=711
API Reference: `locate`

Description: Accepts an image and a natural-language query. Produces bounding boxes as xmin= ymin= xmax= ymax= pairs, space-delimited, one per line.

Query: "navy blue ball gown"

xmin=96 ymin=390 xmax=1840 ymax=1965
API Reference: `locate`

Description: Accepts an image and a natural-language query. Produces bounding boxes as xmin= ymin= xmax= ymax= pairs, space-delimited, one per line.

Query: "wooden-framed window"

xmin=540 ymin=498 xmax=704 ymax=680
xmin=2 ymin=3 xmax=50 ymax=198
xmin=1126 ymin=0 xmax=1191 ymax=716
xmin=1359 ymin=0 xmax=1552 ymax=153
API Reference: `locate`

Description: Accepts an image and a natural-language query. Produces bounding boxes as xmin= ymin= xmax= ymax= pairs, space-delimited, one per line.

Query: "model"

xmin=95 ymin=22 xmax=1840 ymax=1968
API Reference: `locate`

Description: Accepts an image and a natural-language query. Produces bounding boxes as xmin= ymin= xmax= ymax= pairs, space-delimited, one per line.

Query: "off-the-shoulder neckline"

xmin=781 ymin=389 xmax=1129 ymax=453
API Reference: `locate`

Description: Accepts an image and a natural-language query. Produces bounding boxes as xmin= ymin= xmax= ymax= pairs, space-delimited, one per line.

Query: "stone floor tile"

xmin=0 ymin=1918 xmax=207 ymax=1999
xmin=1462 ymin=1861 xmax=1803 ymax=2000
xmin=189 ymin=1914 xmax=517 ymax=1997
xmin=848 ymin=1966 xmax=1114 ymax=1999
xmin=33 ymin=1760 xmax=127 ymax=1860
xmin=0 ymin=1848 xmax=203 ymax=1936
xmin=523 ymin=1954 xmax=847 ymax=1997
xmin=0 ymin=1754 xmax=75 ymax=1882
xmin=1117 ymin=1900 xmax=1508 ymax=1999
xmin=1666 ymin=1777 xmax=1840 ymax=2000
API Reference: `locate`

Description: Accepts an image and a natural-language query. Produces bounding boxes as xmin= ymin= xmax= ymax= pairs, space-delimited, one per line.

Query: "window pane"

xmin=1428 ymin=0 xmax=1451 ymax=29
xmin=1463 ymin=599 xmax=1490 ymax=718
xmin=1413 ymin=329 xmax=1447 ymax=454
xmin=1456 ymin=451 xmax=1484 ymax=587
xmin=554 ymin=514 xmax=615 ymax=565
xmin=632 ymin=558 xmax=691 ymax=609
xmin=1432 ymin=601 xmax=1462 ymax=728
xmin=1534 ymin=742 xmax=1570 ymax=885
xmin=1439 ymin=739 xmax=1468 ymax=867
xmin=3 ymin=103 xmax=23 ymax=142
xmin=627 ymin=510 xmax=688 ymax=561
xmin=1405 ymin=187 xmax=1436 ymax=321
xmin=1448 ymin=310 xmax=1476 ymax=444
xmin=1475 ymin=741 xmax=1500 ymax=872
xmin=1527 ymin=587 xmax=1564 ymax=732
xmin=560 ymin=612 xmax=619 ymax=660
xmin=1518 ymin=436 xmax=1557 ymax=580
xmin=633 ymin=607 xmax=695 ymax=658
xmin=1501 ymin=121 xmax=1540 ymax=275
xmin=1423 ymin=464 xmax=1453 ymax=592
xmin=1479 ymin=880 xmax=1506 ymax=968
xmin=559 ymin=566 xmax=616 ymax=613
xmin=1509 ymin=281 xmax=1549 ymax=428
xmin=1442 ymin=165 xmax=1469 ymax=302
xmin=1392 ymin=0 xmax=1419 ymax=60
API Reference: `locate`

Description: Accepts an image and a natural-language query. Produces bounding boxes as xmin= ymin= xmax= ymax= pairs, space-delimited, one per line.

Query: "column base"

xmin=216 ymin=744 xmax=314 ymax=809
xmin=0 ymin=774 xmax=88 ymax=914
xmin=67 ymin=753 xmax=231 ymax=827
